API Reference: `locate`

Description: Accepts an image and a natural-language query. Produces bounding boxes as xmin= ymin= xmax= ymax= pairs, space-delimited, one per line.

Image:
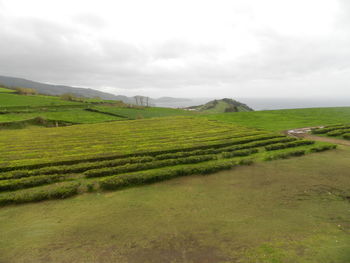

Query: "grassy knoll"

xmin=0 ymin=147 xmax=349 ymax=263
xmin=204 ymin=107 xmax=350 ymax=131
xmin=91 ymin=105 xmax=197 ymax=119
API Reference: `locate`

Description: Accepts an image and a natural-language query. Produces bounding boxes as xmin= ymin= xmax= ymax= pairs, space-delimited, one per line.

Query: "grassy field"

xmin=0 ymin=109 xmax=124 ymax=124
xmin=0 ymin=87 xmax=16 ymax=93
xmin=0 ymin=93 xmax=84 ymax=108
xmin=91 ymin=105 xmax=196 ymax=119
xmin=0 ymin=104 xmax=349 ymax=262
xmin=204 ymin=107 xmax=350 ymax=131
xmin=0 ymin=116 xmax=334 ymax=206
xmin=0 ymin=147 xmax=349 ymax=263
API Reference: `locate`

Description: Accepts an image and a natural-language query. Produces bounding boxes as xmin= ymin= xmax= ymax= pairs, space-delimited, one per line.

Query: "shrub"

xmin=85 ymin=155 xmax=216 ymax=178
xmin=1 ymin=156 xmax=156 ymax=180
xmin=343 ymin=133 xmax=350 ymax=140
xmin=14 ymin=87 xmax=37 ymax=95
xmin=309 ymin=144 xmax=337 ymax=152
xmin=0 ymin=174 xmax=64 ymax=191
xmin=99 ymin=159 xmax=252 ymax=191
xmin=0 ymin=182 xmax=80 ymax=206
xmin=265 ymin=140 xmax=314 ymax=151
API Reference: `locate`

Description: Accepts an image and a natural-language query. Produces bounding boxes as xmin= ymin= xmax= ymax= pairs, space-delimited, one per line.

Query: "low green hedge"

xmin=0 ymin=174 xmax=64 ymax=192
xmin=0 ymin=156 xmax=156 ymax=180
xmin=99 ymin=159 xmax=253 ymax=191
xmin=265 ymin=140 xmax=314 ymax=151
xmin=343 ymin=133 xmax=350 ymax=140
xmin=312 ymin=125 xmax=350 ymax=134
xmin=326 ymin=129 xmax=350 ymax=137
xmin=85 ymin=155 xmax=216 ymax=178
xmin=309 ymin=144 xmax=337 ymax=152
xmin=0 ymin=182 xmax=80 ymax=206
xmin=0 ymin=134 xmax=283 ymax=173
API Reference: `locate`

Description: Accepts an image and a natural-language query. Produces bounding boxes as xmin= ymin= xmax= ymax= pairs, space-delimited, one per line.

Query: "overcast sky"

xmin=1 ymin=0 xmax=350 ymax=98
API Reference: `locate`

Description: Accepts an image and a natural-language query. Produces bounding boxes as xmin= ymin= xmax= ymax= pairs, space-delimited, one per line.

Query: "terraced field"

xmin=312 ymin=124 xmax=350 ymax=140
xmin=0 ymin=116 xmax=335 ymax=206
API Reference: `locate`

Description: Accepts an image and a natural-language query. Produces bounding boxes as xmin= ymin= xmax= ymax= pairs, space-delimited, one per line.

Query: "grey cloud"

xmin=1 ymin=3 xmax=350 ymax=98
xmin=73 ymin=13 xmax=106 ymax=28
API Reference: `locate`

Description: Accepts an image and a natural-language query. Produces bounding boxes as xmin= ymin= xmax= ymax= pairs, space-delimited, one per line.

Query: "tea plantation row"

xmin=0 ymin=117 xmax=336 ymax=206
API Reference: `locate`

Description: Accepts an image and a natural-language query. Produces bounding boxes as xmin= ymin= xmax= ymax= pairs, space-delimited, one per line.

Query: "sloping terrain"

xmin=187 ymin=98 xmax=253 ymax=113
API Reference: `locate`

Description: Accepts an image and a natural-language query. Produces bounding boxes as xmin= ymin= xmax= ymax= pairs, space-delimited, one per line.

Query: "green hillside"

xmin=0 ymin=93 xmax=83 ymax=108
xmin=187 ymin=98 xmax=253 ymax=113
xmin=204 ymin=107 xmax=350 ymax=131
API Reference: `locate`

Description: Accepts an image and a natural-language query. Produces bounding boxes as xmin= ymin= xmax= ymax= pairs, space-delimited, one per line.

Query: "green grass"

xmin=204 ymin=107 xmax=350 ymax=131
xmin=0 ymin=93 xmax=83 ymax=108
xmin=91 ymin=105 xmax=197 ymax=119
xmin=0 ymin=147 xmax=349 ymax=262
xmin=0 ymin=109 xmax=124 ymax=124
xmin=0 ymin=87 xmax=15 ymax=93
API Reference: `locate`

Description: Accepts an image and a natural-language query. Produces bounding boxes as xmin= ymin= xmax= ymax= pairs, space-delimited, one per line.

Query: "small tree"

xmin=14 ymin=87 xmax=37 ymax=95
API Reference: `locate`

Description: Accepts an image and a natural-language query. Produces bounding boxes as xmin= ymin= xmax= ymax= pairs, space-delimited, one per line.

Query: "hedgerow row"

xmin=0 ymin=182 xmax=80 ymax=206
xmin=0 ymin=137 xmax=292 ymax=180
xmin=99 ymin=159 xmax=254 ymax=191
xmin=0 ymin=133 xmax=284 ymax=173
xmin=264 ymin=140 xmax=314 ymax=151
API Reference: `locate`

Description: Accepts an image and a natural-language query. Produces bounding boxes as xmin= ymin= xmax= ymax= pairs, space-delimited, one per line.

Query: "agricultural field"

xmin=0 ymin=92 xmax=84 ymax=108
xmin=204 ymin=107 xmax=350 ymax=131
xmin=0 ymin=108 xmax=124 ymax=124
xmin=0 ymin=116 xmax=335 ymax=206
xmin=1 ymin=145 xmax=349 ymax=262
xmin=90 ymin=105 xmax=197 ymax=119
xmin=0 ymin=92 xmax=197 ymax=126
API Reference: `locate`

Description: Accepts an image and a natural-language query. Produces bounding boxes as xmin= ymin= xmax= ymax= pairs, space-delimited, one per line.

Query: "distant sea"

xmin=239 ymin=97 xmax=350 ymax=111
xmin=155 ymin=97 xmax=350 ymax=111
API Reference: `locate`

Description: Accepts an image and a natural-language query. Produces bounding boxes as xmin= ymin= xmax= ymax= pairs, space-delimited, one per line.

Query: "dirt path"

xmin=285 ymin=127 xmax=350 ymax=147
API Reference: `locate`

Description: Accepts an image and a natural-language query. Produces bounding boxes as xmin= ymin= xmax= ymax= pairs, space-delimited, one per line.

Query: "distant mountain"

xmin=187 ymin=98 xmax=254 ymax=113
xmin=0 ymin=75 xmax=136 ymax=103
xmin=0 ymin=75 xmax=209 ymax=107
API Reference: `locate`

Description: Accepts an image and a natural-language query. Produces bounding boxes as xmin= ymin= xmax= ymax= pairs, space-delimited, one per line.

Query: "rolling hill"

xmin=187 ymin=98 xmax=253 ymax=113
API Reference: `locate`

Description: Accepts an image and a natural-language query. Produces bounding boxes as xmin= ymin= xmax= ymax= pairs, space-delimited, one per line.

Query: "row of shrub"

xmin=264 ymin=149 xmax=306 ymax=161
xmin=0 ymin=156 xmax=156 ymax=180
xmin=85 ymin=155 xmax=217 ymax=178
xmin=326 ymin=129 xmax=350 ymax=137
xmin=99 ymin=159 xmax=253 ymax=191
xmin=265 ymin=140 xmax=314 ymax=151
xmin=343 ymin=133 xmax=350 ymax=140
xmin=309 ymin=144 xmax=337 ymax=152
xmin=0 ymin=182 xmax=80 ymax=206
xmin=0 ymin=135 xmax=290 ymax=179
xmin=0 ymin=174 xmax=65 ymax=192
xmin=0 ymin=133 xmax=283 ymax=172
xmin=221 ymin=148 xmax=259 ymax=158
xmin=312 ymin=125 xmax=350 ymax=134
